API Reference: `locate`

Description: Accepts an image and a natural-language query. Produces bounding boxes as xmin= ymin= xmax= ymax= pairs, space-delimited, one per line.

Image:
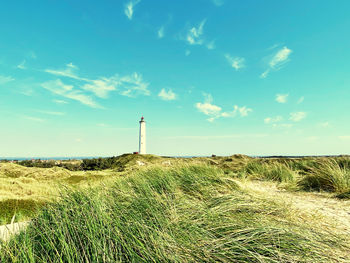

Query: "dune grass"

xmin=1 ymin=165 xmax=348 ymax=262
xmin=1 ymin=155 xmax=350 ymax=226
xmin=238 ymin=160 xmax=297 ymax=183
xmin=298 ymin=159 xmax=350 ymax=196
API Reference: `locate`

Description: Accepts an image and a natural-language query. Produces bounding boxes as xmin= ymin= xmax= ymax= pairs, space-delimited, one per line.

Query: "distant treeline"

xmin=16 ymin=156 xmax=127 ymax=171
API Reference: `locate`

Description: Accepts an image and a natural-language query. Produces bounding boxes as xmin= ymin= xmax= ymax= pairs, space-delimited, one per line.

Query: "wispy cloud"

xmin=83 ymin=78 xmax=117 ymax=98
xmin=297 ymin=96 xmax=304 ymax=104
xmin=17 ymin=60 xmax=26 ymax=70
xmin=260 ymin=70 xmax=270 ymax=79
xmin=225 ymin=55 xmax=245 ymax=70
xmin=275 ymin=94 xmax=288 ymax=103
xmin=42 ymin=79 xmax=100 ymax=108
xmin=45 ymin=63 xmax=150 ymax=99
xmin=45 ymin=63 xmax=87 ymax=81
xmin=0 ymin=75 xmax=14 ymax=84
xmin=125 ymin=0 xmax=140 ymax=20
xmin=264 ymin=116 xmax=283 ymax=124
xmin=270 ymin=47 xmax=292 ymax=68
xmin=290 ymin=111 xmax=307 ymax=122
xmin=319 ymin=121 xmax=330 ymax=128
xmin=83 ymin=73 xmax=150 ymax=98
xmin=220 ymin=106 xmax=252 ymax=119
xmin=117 ymin=73 xmax=150 ymax=97
xmin=53 ymin=99 xmax=68 ymax=104
xmin=195 ymin=93 xmax=252 ymax=122
xmin=187 ymin=20 xmax=206 ymax=45
xmin=260 ymin=46 xmax=292 ymax=78
xmin=158 ymin=26 xmax=165 ymax=39
xmin=19 ymin=88 xmax=34 ymax=96
xmin=212 ymin=0 xmax=224 ymax=6
xmin=36 ymin=110 xmax=65 ymax=116
xmin=206 ymin=40 xmax=216 ymax=50
xmin=22 ymin=116 xmax=45 ymax=122
xmin=196 ymin=102 xmax=221 ymax=117
xmin=158 ymin=88 xmax=176 ymax=101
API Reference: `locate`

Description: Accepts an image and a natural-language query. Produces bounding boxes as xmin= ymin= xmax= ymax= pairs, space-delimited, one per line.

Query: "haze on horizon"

xmin=0 ymin=0 xmax=349 ymax=157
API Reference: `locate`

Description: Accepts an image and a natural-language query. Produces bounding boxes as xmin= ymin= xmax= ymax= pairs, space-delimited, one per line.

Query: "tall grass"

xmin=298 ymin=159 xmax=350 ymax=194
xmin=1 ymin=165 xmax=347 ymax=262
xmin=240 ymin=161 xmax=296 ymax=183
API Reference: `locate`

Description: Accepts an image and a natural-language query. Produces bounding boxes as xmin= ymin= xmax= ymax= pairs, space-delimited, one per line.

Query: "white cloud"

xmin=220 ymin=106 xmax=252 ymax=118
xmin=36 ymin=110 xmax=65 ymax=116
xmin=0 ymin=75 xmax=14 ymax=84
xmin=83 ymin=78 xmax=117 ymax=98
xmin=297 ymin=96 xmax=304 ymax=104
xmin=53 ymin=99 xmax=68 ymax=104
xmin=66 ymin=62 xmax=78 ymax=69
xmin=212 ymin=0 xmax=224 ymax=6
xmin=260 ymin=46 xmax=292 ymax=78
xmin=319 ymin=122 xmax=330 ymax=127
xmin=196 ymin=102 xmax=222 ymax=116
xmin=275 ymin=94 xmax=289 ymax=103
xmin=117 ymin=73 xmax=150 ymax=97
xmin=42 ymin=79 xmax=100 ymax=108
xmin=264 ymin=116 xmax=283 ymax=124
xmin=206 ymin=40 xmax=215 ymax=50
xmin=19 ymin=88 xmax=34 ymax=96
xmin=158 ymin=88 xmax=176 ymax=101
xmin=125 ymin=0 xmax=140 ymax=20
xmin=45 ymin=63 xmax=87 ymax=81
xmin=187 ymin=20 xmax=206 ymax=45
xmin=225 ymin=55 xmax=245 ymax=70
xmin=260 ymin=70 xmax=270 ymax=79
xmin=234 ymin=105 xmax=252 ymax=117
xmin=290 ymin=111 xmax=306 ymax=122
xmin=45 ymin=63 xmax=150 ymax=99
xmin=269 ymin=46 xmax=292 ymax=68
xmin=195 ymin=94 xmax=252 ymax=121
xmin=23 ymin=116 xmax=45 ymax=122
xmin=17 ymin=60 xmax=26 ymax=70
xmin=158 ymin=26 xmax=165 ymax=39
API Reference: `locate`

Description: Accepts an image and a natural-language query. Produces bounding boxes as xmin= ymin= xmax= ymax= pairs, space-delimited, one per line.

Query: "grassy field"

xmin=1 ymin=155 xmax=350 ymax=262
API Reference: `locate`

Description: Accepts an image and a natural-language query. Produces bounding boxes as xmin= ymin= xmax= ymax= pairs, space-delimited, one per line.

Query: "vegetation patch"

xmin=239 ymin=160 xmax=297 ymax=183
xmin=0 ymin=199 xmax=46 ymax=224
xmin=1 ymin=165 xmax=348 ymax=262
xmin=298 ymin=159 xmax=350 ymax=194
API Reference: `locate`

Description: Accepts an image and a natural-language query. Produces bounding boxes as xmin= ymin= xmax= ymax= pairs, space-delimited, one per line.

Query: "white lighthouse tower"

xmin=139 ymin=116 xmax=146 ymax=154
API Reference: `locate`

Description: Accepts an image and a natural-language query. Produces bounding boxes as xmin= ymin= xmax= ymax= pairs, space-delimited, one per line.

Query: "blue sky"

xmin=1 ymin=0 xmax=350 ymax=157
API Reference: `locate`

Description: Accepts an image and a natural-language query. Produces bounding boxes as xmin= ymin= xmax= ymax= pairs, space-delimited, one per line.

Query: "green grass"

xmin=239 ymin=160 xmax=297 ymax=183
xmin=1 ymin=165 xmax=348 ymax=262
xmin=0 ymin=199 xmax=45 ymax=225
xmin=298 ymin=159 xmax=350 ymax=194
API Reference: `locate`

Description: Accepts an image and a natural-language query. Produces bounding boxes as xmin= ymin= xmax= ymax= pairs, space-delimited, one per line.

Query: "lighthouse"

xmin=139 ymin=116 xmax=146 ymax=154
